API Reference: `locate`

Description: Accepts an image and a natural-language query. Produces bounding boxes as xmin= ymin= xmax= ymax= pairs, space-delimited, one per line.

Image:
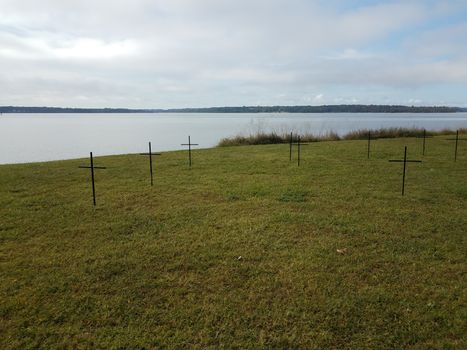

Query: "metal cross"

xmin=289 ymin=132 xmax=293 ymax=161
xmin=78 ymin=152 xmax=106 ymax=206
xmin=389 ymin=146 xmax=422 ymax=196
xmin=367 ymin=131 xmax=378 ymax=159
xmin=416 ymin=129 xmax=433 ymax=156
xmin=291 ymin=135 xmax=310 ymax=166
xmin=446 ymin=130 xmax=467 ymax=161
xmin=181 ymin=136 xmax=199 ymax=168
xmin=140 ymin=142 xmax=161 ymax=186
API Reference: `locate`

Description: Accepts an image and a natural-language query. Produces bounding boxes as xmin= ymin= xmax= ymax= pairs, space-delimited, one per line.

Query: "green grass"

xmin=0 ymin=135 xmax=466 ymax=349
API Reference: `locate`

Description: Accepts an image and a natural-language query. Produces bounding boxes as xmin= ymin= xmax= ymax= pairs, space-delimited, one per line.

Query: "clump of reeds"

xmin=218 ymin=127 xmax=466 ymax=146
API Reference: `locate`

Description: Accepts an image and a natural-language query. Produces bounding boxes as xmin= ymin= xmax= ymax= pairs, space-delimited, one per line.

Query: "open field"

xmin=0 ymin=135 xmax=466 ymax=349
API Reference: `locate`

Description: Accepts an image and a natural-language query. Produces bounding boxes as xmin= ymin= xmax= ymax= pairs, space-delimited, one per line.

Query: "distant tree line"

xmin=166 ymin=105 xmax=461 ymax=113
xmin=0 ymin=106 xmax=157 ymax=113
xmin=0 ymin=104 xmax=462 ymax=114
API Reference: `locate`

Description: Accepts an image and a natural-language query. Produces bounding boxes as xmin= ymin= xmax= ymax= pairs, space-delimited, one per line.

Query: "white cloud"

xmin=52 ymin=38 xmax=139 ymax=59
xmin=313 ymin=94 xmax=324 ymax=102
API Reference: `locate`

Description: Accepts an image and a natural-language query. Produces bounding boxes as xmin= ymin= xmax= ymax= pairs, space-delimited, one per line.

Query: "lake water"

xmin=1 ymin=112 xmax=467 ymax=164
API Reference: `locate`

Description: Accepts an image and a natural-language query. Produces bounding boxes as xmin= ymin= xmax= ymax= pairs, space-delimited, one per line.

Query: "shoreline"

xmin=1 ymin=128 xmax=465 ymax=165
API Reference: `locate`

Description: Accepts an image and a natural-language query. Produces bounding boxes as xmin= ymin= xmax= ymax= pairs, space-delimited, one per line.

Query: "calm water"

xmin=1 ymin=112 xmax=467 ymax=164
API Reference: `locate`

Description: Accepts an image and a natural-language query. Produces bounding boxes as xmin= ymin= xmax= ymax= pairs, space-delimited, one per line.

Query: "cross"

xmin=389 ymin=146 xmax=422 ymax=196
xmin=416 ymin=129 xmax=433 ymax=156
xmin=78 ymin=152 xmax=106 ymax=206
xmin=446 ymin=130 xmax=467 ymax=161
xmin=367 ymin=131 xmax=378 ymax=159
xmin=289 ymin=132 xmax=293 ymax=161
xmin=139 ymin=142 xmax=161 ymax=186
xmin=291 ymin=135 xmax=310 ymax=166
xmin=181 ymin=136 xmax=199 ymax=168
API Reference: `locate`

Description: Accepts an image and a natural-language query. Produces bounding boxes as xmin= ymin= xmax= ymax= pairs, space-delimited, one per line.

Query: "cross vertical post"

xmin=149 ymin=142 xmax=153 ymax=185
xmin=289 ymin=132 xmax=293 ymax=161
xmin=389 ymin=146 xmax=422 ymax=196
xmin=445 ymin=130 xmax=466 ymax=161
xmin=78 ymin=152 xmax=106 ymax=206
xmin=366 ymin=131 xmax=377 ymax=159
xmin=291 ymin=136 xmax=309 ymax=166
xmin=422 ymin=129 xmax=426 ymax=156
xmin=298 ymin=135 xmax=301 ymax=167
xmin=188 ymin=136 xmax=192 ymax=167
xmin=401 ymin=146 xmax=407 ymax=196
xmin=140 ymin=142 xmax=161 ymax=186
xmin=417 ymin=129 xmax=432 ymax=156
xmin=90 ymin=152 xmax=96 ymax=205
xmin=367 ymin=131 xmax=371 ymax=159
xmin=181 ymin=136 xmax=199 ymax=168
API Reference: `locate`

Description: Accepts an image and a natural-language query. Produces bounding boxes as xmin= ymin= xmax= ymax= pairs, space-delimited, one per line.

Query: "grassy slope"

xmin=0 ymin=136 xmax=466 ymax=349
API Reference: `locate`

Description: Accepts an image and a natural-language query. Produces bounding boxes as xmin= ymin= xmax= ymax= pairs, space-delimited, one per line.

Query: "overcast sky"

xmin=1 ymin=0 xmax=467 ymax=108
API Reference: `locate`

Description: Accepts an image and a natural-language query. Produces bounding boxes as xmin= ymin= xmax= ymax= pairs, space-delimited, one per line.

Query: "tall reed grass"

xmin=218 ymin=127 xmax=466 ymax=146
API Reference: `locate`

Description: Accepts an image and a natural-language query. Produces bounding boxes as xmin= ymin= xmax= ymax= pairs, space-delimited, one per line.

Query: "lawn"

xmin=0 ymin=136 xmax=466 ymax=349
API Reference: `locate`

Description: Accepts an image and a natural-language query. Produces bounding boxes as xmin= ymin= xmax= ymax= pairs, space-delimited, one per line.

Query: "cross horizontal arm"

xmin=388 ymin=160 xmax=422 ymax=163
xmin=181 ymin=143 xmax=199 ymax=146
xmin=78 ymin=166 xmax=107 ymax=169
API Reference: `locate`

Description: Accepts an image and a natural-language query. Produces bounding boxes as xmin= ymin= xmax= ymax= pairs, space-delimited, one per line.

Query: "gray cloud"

xmin=1 ymin=0 xmax=467 ymax=107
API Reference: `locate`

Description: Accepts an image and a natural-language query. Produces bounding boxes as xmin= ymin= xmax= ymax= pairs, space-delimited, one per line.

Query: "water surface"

xmin=1 ymin=112 xmax=467 ymax=164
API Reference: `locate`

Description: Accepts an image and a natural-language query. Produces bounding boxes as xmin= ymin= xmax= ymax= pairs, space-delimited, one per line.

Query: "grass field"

xmin=0 ymin=135 xmax=466 ymax=349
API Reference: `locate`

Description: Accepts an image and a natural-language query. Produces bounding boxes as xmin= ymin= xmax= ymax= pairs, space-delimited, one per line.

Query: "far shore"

xmin=1 ymin=104 xmax=465 ymax=114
